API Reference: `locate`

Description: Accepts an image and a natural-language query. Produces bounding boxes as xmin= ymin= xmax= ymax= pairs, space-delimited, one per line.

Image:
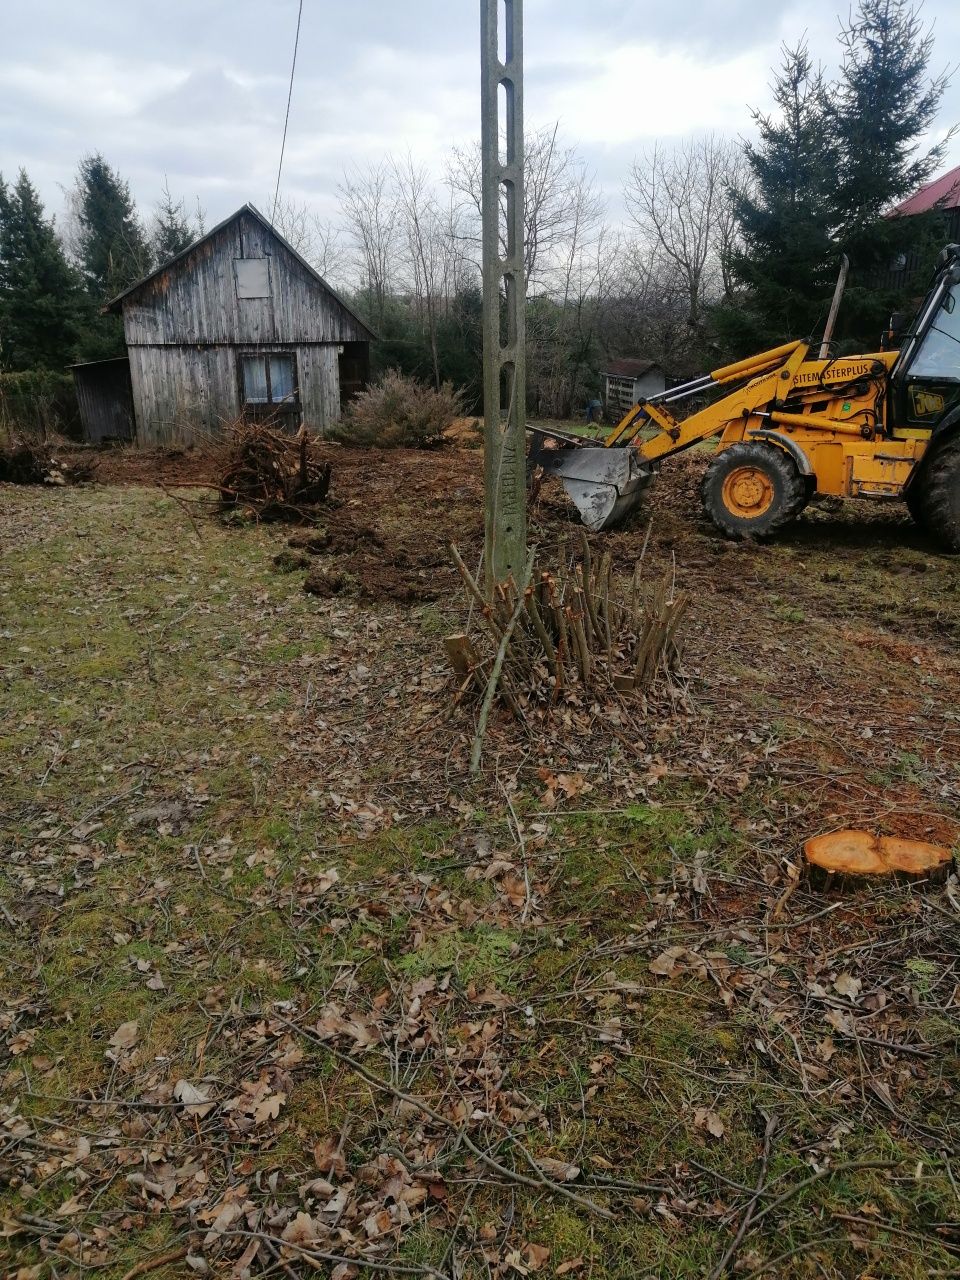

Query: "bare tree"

xmin=392 ymin=156 xmax=453 ymax=388
xmin=338 ymin=163 xmax=399 ymax=329
xmin=607 ymin=243 xmax=701 ymax=375
xmin=527 ymin=164 xmax=613 ymax=416
xmin=624 ymin=135 xmax=745 ymax=332
xmin=447 ymin=124 xmax=603 ymax=296
xmin=269 ymin=194 xmax=347 ymax=284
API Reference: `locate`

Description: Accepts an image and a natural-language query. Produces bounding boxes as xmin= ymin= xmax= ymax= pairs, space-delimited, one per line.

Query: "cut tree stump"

xmin=804 ymin=828 xmax=954 ymax=891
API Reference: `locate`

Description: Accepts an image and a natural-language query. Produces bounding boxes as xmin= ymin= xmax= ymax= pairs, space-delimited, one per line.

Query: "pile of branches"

xmin=0 ymin=435 xmax=95 ymax=486
xmin=219 ymin=421 xmax=331 ymax=521
xmin=448 ymin=530 xmax=689 ymax=769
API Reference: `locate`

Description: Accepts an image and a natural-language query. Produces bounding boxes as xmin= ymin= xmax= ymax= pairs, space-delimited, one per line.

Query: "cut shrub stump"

xmin=804 ymin=828 xmax=954 ymax=891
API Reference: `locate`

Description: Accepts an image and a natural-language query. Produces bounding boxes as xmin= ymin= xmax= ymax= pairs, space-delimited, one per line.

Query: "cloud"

xmin=1 ymin=0 xmax=959 ymax=229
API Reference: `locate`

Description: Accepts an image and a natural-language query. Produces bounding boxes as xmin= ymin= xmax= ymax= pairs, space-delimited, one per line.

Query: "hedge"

xmin=0 ymin=369 xmax=81 ymax=440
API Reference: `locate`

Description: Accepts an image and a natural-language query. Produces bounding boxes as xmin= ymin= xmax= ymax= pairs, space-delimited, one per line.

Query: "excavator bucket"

xmin=530 ymin=437 xmax=654 ymax=531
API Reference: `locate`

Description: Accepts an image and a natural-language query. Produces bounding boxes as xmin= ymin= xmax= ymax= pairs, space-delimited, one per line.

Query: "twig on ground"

xmin=747 ymin=1160 xmax=901 ymax=1231
xmin=275 ymin=1015 xmax=614 ymax=1219
xmin=707 ymin=1110 xmax=778 ymax=1280
xmin=118 ymin=1247 xmax=189 ymax=1280
xmin=223 ymin=1230 xmax=451 ymax=1277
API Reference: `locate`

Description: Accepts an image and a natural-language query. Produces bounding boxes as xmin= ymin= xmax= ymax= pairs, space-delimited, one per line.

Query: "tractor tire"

xmin=917 ymin=433 xmax=960 ymax=552
xmin=701 ymin=441 xmax=808 ymax=540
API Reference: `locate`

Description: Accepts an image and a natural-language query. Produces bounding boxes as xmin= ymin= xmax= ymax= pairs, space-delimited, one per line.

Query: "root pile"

xmin=219 ymin=422 xmax=331 ymax=521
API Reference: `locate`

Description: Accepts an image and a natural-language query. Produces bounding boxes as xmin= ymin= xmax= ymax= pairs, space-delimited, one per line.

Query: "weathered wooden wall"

xmin=120 ymin=208 xmax=368 ymax=444
xmin=122 ymin=211 xmax=368 ymax=347
xmin=128 ymin=344 xmax=341 ymax=446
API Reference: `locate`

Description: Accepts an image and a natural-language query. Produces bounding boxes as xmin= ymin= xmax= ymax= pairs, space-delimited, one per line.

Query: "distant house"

xmin=602 ymin=358 xmax=666 ymax=418
xmin=73 ymin=204 xmax=373 ymax=446
xmin=885 ymin=164 xmax=960 ymax=291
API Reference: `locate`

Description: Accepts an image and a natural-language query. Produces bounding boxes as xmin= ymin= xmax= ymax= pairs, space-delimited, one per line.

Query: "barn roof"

xmin=603 ymin=357 xmax=662 ymax=379
xmin=890 ymin=163 xmax=960 ymax=217
xmin=104 ymin=203 xmax=375 ymax=339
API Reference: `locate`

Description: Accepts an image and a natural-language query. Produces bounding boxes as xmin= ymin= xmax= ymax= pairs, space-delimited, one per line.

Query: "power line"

xmin=271 ymin=0 xmax=305 ymax=226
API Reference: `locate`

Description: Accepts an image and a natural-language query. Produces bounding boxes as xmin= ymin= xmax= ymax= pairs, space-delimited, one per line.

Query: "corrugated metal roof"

xmin=891 ymin=164 xmax=960 ymax=216
xmin=603 ymin=357 xmax=662 ymax=379
xmin=102 ymin=203 xmax=376 ymax=340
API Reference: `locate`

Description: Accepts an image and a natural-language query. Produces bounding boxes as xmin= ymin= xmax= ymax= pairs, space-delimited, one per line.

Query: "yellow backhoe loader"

xmin=529 ymin=245 xmax=960 ymax=550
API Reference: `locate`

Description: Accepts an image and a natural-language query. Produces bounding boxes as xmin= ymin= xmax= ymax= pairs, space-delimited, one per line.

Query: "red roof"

xmin=891 ymin=163 xmax=960 ymax=216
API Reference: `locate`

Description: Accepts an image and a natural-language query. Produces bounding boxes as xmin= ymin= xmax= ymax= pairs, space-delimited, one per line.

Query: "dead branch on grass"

xmin=276 ymin=1015 xmax=615 ymax=1220
xmin=707 ymin=1111 xmax=777 ymax=1280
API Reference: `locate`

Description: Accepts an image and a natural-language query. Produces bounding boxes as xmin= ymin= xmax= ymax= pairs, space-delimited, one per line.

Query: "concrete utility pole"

xmin=480 ymin=0 xmax=527 ymax=589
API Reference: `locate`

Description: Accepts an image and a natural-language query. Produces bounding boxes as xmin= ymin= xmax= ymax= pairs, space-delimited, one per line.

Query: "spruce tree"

xmin=76 ymin=153 xmax=152 ymax=301
xmin=0 ymin=169 xmax=90 ymax=371
xmin=718 ymin=5 xmax=954 ymax=355
xmin=833 ymin=0 xmax=949 ymax=243
xmin=830 ymin=0 xmax=952 ymax=337
xmin=152 ymin=178 xmax=199 ymax=265
xmin=716 ymin=43 xmax=837 ymax=355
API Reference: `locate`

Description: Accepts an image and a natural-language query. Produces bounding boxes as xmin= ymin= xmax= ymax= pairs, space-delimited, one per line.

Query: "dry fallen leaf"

xmin=816 ymin=1036 xmax=837 ymax=1062
xmin=504 ymin=1250 xmax=530 ymax=1276
xmin=834 ymin=973 xmax=862 ymax=1000
xmin=536 ymin=1157 xmax=581 ymax=1182
xmin=109 ymin=1020 xmax=139 ymax=1052
xmin=556 ymin=1260 xmax=585 ymax=1276
xmin=174 ymin=1079 xmax=215 ymax=1118
xmin=8 ymin=1029 xmax=37 ymax=1056
xmin=649 ymin=946 xmax=686 ymax=978
xmin=281 ymin=1211 xmax=322 ymax=1244
xmin=55 ymin=1194 xmax=85 ymax=1217
xmin=253 ymin=1091 xmax=286 ymax=1125
xmin=314 ymin=1136 xmax=347 ymax=1176
xmin=694 ymin=1107 xmax=725 ymax=1139
xmin=556 ymin=772 xmax=588 ymax=799
xmin=525 ymin=1242 xmax=551 ymax=1271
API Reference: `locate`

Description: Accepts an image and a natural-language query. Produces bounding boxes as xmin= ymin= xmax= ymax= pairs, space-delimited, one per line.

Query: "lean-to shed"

xmin=602 ymin=358 xmax=665 ymax=418
xmin=92 ymin=204 xmax=373 ymax=445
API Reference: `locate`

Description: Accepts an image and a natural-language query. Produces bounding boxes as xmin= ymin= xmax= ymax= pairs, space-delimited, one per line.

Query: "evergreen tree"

xmin=829 ymin=0 xmax=952 ymax=336
xmin=0 ymin=169 xmax=90 ymax=371
xmin=832 ymin=0 xmax=949 ymax=243
xmin=152 ymin=178 xmax=200 ymax=265
xmin=716 ymin=43 xmax=837 ymax=354
xmin=718 ymin=4 xmax=954 ymax=355
xmin=75 ymin=153 xmax=152 ymax=301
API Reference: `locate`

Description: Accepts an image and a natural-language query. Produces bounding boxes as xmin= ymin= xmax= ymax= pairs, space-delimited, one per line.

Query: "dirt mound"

xmin=443 ymin=416 xmax=483 ymax=447
xmin=0 ymin=438 xmax=96 ymax=486
xmin=298 ymin=505 xmax=476 ymax=602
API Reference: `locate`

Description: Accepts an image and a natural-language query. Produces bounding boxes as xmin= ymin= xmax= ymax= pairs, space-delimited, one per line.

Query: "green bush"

xmin=332 ymin=370 xmax=464 ymax=449
xmin=0 ymin=369 xmax=80 ymax=440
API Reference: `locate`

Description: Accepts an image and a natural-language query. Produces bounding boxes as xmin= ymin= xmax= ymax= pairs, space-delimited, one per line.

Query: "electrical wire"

xmin=271 ymin=0 xmax=305 ymax=227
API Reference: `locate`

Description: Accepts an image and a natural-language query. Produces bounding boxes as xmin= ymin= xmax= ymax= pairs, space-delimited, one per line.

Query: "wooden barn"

xmin=77 ymin=204 xmax=373 ymax=445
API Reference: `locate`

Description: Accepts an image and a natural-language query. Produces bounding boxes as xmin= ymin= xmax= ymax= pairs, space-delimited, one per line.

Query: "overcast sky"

xmin=3 ymin=0 xmax=960 ymax=231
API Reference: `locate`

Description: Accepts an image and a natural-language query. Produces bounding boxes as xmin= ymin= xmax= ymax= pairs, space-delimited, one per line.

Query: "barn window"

xmin=234 ymin=257 xmax=271 ymax=299
xmin=239 ymin=353 xmax=300 ymax=426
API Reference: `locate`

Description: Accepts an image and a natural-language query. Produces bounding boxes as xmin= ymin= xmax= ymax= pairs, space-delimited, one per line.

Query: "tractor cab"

xmin=891 ymin=246 xmax=960 ymax=435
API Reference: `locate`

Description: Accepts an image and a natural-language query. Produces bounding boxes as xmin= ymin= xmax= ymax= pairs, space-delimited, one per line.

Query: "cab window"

xmin=911 ymin=284 xmax=960 ymax=379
